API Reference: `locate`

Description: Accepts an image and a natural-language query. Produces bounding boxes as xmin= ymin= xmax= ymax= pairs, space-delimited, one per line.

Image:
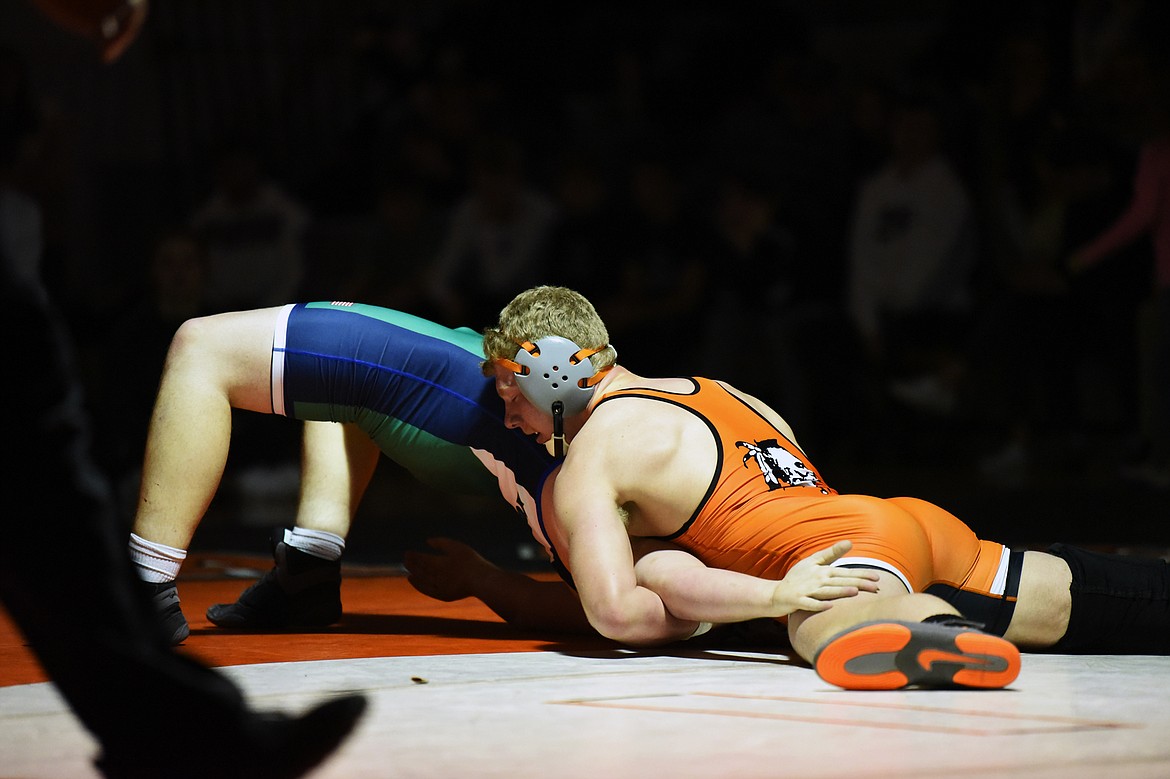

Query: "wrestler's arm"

xmin=403 ymin=534 xmax=878 ymax=637
xmin=553 ymin=420 xmax=702 ymax=646
xmin=403 ymin=537 xmax=593 ymax=634
xmin=402 ymin=531 xmax=702 ymax=640
xmin=631 ymin=539 xmax=880 ymax=623
xmin=402 ymin=539 xmax=716 ymax=638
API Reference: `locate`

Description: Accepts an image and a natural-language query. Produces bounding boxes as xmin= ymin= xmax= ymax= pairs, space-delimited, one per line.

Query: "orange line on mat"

xmin=0 ymin=554 xmax=599 ymax=688
xmin=557 ymin=696 xmax=1130 ymax=736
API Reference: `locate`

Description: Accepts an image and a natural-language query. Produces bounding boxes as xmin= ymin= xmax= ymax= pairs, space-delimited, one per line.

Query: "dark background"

xmin=3 ymin=0 xmax=1167 ymax=566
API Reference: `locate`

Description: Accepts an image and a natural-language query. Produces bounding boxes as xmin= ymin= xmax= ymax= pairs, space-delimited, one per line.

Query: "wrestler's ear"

xmin=510 ymin=336 xmax=609 ymax=419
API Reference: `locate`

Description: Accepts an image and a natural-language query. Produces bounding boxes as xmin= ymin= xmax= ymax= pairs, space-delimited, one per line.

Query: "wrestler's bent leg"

xmin=206 ymin=422 xmax=381 ymax=629
xmin=133 ymin=307 xmax=285 ymax=548
xmin=1044 ymin=544 xmax=1170 ymax=653
xmin=129 ymin=307 xmax=286 ymax=642
xmin=790 ymin=571 xmax=1020 ymax=690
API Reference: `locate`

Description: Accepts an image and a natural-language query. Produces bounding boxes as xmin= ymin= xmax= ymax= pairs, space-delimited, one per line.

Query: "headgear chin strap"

xmin=496 ymin=335 xmax=612 ymax=458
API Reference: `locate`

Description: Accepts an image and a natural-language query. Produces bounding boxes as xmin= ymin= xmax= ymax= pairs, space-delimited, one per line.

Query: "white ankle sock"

xmin=128 ymin=533 xmax=188 ymax=583
xmin=285 ymin=527 xmax=345 ymax=561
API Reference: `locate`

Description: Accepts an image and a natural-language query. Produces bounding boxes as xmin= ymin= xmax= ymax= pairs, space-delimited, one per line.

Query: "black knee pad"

xmin=1048 ymin=543 xmax=1170 ymax=654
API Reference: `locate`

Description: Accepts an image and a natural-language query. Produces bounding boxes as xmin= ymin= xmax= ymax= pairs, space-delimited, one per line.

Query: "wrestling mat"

xmin=3 ymin=553 xmax=1170 ymax=778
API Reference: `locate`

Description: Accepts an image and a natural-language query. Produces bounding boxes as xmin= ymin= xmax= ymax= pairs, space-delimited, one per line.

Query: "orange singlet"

xmin=594 ymin=378 xmax=1022 ymax=634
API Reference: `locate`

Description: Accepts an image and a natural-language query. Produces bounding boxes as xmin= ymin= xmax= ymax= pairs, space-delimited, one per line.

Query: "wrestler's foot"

xmin=813 ymin=618 xmax=1021 ymax=690
xmin=141 ymin=580 xmax=190 ymax=645
xmin=207 ymin=533 xmax=342 ymax=629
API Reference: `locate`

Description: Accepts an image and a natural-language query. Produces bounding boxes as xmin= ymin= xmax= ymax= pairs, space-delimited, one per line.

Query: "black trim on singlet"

xmin=531 ymin=465 xmax=577 ymax=589
xmin=923 ymin=548 xmax=1024 ymax=637
xmin=996 ymin=547 xmax=1025 ymax=635
xmin=712 ymin=381 xmax=813 ymax=462
xmin=592 ymin=381 xmax=724 ymax=541
xmin=593 ymin=378 xmax=813 ymax=540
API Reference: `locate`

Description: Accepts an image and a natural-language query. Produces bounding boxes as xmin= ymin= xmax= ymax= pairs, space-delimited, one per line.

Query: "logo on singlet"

xmin=737 ymin=439 xmax=829 ymax=493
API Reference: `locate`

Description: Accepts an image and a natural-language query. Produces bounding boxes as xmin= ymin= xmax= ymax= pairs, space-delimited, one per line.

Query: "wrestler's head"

xmin=484 ymin=286 xmax=616 ymax=445
xmin=483 ymin=285 xmax=615 ymax=376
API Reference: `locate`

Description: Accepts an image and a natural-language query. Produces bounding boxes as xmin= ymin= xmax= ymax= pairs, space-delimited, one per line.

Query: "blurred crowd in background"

xmin=2 ymin=1 xmax=1168 ymax=551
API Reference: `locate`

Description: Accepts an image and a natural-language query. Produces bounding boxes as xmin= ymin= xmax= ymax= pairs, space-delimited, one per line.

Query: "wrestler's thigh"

xmin=1004 ymin=550 xmax=1072 ymax=649
xmin=169 ymin=306 xmax=284 ymax=411
xmin=787 ymin=569 xmax=910 ymax=654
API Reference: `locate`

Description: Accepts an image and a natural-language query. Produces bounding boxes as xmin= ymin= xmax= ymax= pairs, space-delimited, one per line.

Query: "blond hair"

xmin=483 ymin=286 xmax=617 ymax=372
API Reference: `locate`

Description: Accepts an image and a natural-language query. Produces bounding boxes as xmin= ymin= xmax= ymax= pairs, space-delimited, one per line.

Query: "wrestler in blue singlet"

xmin=271 ymin=302 xmax=557 ymax=551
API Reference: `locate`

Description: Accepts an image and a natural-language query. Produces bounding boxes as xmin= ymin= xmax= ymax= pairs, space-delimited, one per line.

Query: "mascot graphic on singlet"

xmin=736 ymin=439 xmax=830 ymax=494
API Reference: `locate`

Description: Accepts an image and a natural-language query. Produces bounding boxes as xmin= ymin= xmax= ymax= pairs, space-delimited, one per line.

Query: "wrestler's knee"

xmin=165 ymin=309 xmax=277 ymax=380
xmin=165 ymin=312 xmax=245 ymax=368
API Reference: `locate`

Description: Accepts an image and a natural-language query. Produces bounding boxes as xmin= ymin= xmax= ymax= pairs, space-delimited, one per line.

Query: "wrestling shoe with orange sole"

xmin=813 ymin=618 xmax=1021 ymax=690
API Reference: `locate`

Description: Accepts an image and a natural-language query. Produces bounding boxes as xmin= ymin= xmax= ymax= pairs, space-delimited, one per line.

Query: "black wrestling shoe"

xmin=206 ymin=535 xmax=342 ymax=629
xmin=141 ymin=580 xmax=190 ymax=645
xmin=95 ymin=693 xmax=368 ymax=779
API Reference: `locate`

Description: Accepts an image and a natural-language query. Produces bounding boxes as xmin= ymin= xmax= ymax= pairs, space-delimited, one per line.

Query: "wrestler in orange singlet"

xmin=592 ymin=377 xmax=1021 ymax=635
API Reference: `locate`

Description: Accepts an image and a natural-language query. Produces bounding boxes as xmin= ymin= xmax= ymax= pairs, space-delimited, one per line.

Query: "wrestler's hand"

xmin=403 ymin=537 xmax=497 ymax=602
xmin=772 ymin=540 xmax=881 ymax=615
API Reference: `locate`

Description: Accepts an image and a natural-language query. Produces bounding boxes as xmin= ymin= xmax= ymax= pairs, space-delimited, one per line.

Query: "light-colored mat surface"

xmin=3 ymin=650 xmax=1169 ymax=778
